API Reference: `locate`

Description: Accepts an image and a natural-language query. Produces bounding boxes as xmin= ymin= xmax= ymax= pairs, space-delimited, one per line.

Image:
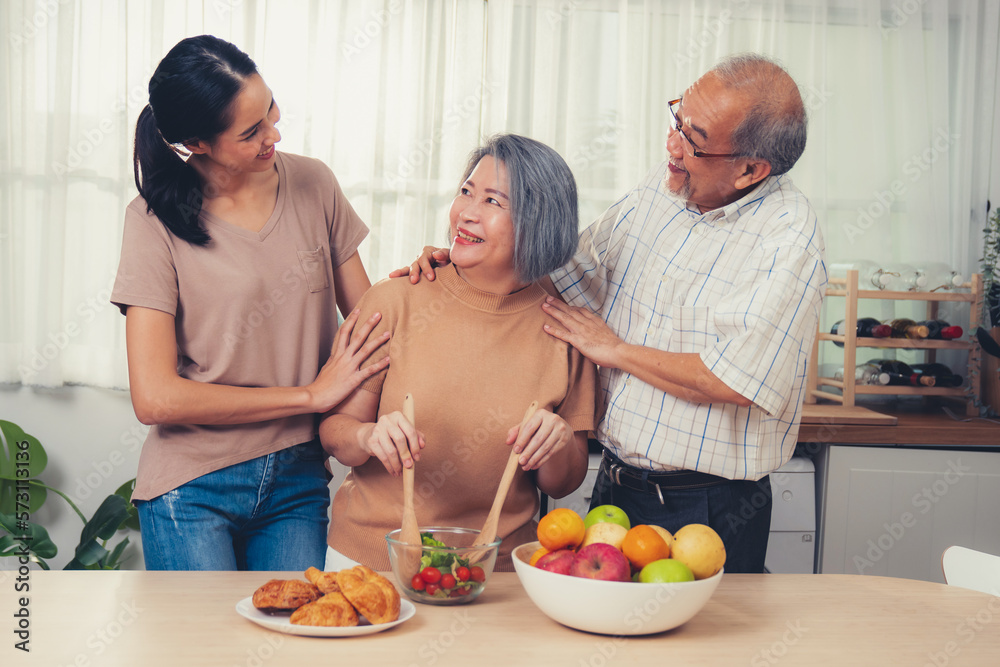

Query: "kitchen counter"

xmin=7 ymin=570 xmax=999 ymax=666
xmin=799 ymin=400 xmax=1000 ymax=447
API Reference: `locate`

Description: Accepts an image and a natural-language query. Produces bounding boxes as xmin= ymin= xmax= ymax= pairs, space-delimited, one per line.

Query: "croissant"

xmin=251 ymin=579 xmax=321 ymax=613
xmin=290 ymin=592 xmax=359 ymax=627
xmin=305 ymin=566 xmax=341 ymax=594
xmin=336 ymin=565 xmax=401 ymax=624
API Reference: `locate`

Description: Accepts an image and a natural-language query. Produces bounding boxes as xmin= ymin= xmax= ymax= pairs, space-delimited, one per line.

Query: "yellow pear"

xmin=579 ymin=521 xmax=628 ymax=550
xmin=648 ymin=525 xmax=674 ymax=556
xmin=670 ymin=524 xmax=726 ymax=580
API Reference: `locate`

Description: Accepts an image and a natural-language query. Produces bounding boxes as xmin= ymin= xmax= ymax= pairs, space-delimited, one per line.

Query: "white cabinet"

xmin=765 ymin=456 xmax=816 ymax=574
xmin=815 ymin=444 xmax=1000 ymax=583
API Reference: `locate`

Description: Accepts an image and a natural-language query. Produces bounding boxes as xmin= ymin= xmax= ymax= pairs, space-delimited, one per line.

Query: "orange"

xmin=537 ymin=508 xmax=586 ymax=551
xmin=529 ymin=546 xmax=551 ymax=566
xmin=621 ymin=524 xmax=672 ymax=570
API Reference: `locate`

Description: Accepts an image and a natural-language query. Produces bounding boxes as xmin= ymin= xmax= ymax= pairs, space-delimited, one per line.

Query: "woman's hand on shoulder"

xmin=306 ymin=308 xmax=389 ymax=413
xmin=505 ymin=408 xmax=573 ymax=471
xmin=359 ymin=410 xmax=425 ymax=477
xmin=387 ymin=246 xmax=451 ymax=283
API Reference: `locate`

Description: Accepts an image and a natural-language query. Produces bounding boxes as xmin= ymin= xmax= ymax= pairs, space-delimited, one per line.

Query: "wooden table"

xmin=5 ymin=571 xmax=999 ymax=666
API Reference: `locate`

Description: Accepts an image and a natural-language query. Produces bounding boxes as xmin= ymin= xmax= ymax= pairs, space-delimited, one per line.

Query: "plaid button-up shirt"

xmin=552 ymin=163 xmax=827 ymax=480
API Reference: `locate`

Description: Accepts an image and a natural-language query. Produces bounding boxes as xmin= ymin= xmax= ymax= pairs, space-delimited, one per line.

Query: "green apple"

xmin=583 ymin=504 xmax=631 ymax=530
xmin=638 ymin=558 xmax=695 ymax=583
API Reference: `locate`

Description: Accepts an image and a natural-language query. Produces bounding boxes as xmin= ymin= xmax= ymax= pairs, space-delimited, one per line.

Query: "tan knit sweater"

xmin=328 ymin=264 xmax=597 ymax=571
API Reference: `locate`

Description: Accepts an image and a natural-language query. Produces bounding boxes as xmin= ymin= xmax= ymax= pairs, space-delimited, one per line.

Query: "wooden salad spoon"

xmin=469 ymin=401 xmax=539 ymax=559
xmin=399 ymin=393 xmax=422 ymax=572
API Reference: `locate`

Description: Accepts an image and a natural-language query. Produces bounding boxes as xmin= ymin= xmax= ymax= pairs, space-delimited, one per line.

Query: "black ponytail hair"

xmin=133 ymin=35 xmax=259 ymax=245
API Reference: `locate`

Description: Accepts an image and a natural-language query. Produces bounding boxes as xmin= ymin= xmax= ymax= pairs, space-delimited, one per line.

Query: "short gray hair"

xmin=710 ymin=53 xmax=807 ymax=176
xmin=459 ymin=134 xmax=578 ymax=284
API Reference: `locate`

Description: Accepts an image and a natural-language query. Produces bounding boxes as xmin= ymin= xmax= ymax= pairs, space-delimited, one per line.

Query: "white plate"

xmin=235 ymin=596 xmax=415 ymax=637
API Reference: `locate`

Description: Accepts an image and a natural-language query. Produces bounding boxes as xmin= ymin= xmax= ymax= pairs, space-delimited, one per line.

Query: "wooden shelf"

xmin=825 ymin=288 xmax=977 ymax=302
xmin=816 ymin=333 xmax=970 ymax=350
xmin=807 ymin=270 xmax=983 ymax=417
xmin=816 ymin=379 xmax=968 ymax=396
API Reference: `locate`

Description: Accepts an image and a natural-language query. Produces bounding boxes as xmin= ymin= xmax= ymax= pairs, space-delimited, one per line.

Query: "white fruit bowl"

xmin=511 ymin=541 xmax=723 ymax=635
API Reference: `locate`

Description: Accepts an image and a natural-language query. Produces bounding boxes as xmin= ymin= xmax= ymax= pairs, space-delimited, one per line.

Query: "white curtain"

xmin=2 ymin=0 xmax=998 ymax=389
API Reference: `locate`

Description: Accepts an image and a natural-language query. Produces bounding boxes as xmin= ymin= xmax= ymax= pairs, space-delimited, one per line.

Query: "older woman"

xmin=319 ymin=134 xmax=597 ymax=571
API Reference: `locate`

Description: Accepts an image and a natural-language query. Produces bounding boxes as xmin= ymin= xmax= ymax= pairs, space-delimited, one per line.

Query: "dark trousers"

xmin=590 ymin=451 xmax=773 ymax=573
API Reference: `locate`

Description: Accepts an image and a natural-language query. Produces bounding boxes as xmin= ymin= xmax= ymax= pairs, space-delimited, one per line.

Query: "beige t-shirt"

xmin=112 ymin=152 xmax=368 ymax=501
xmin=329 ymin=265 xmax=598 ymax=571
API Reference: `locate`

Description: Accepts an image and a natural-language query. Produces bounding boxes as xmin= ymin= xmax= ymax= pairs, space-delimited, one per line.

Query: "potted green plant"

xmin=978 ymin=206 xmax=1000 ymax=414
xmin=0 ymin=419 xmax=138 ymax=569
xmin=982 ymin=206 xmax=1000 ymax=327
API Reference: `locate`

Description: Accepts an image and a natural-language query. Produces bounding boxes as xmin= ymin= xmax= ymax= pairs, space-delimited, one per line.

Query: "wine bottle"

xmin=834 ymin=363 xmax=890 ymax=385
xmin=916 ymin=320 xmax=964 ymax=340
xmin=829 ymin=261 xmax=892 ymax=290
xmin=910 ymin=363 xmax=964 ymax=387
xmin=886 ymin=318 xmax=929 ymax=339
xmin=866 ymin=359 xmax=936 ymax=386
xmin=829 ymin=318 xmax=892 ymax=347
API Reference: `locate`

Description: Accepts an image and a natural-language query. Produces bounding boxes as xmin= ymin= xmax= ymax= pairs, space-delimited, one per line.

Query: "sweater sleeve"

xmin=555 ymin=346 xmax=598 ymax=434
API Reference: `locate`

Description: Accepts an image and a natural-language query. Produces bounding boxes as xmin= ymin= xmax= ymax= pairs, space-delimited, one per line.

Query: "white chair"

xmin=941 ymin=545 xmax=1000 ymax=595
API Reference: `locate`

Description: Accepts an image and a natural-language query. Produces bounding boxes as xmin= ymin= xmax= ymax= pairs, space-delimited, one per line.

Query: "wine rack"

xmin=806 ymin=270 xmax=984 ymax=416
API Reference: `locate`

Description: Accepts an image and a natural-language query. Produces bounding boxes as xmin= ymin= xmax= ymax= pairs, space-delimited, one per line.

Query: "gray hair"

xmin=459 ymin=134 xmax=578 ymax=284
xmin=710 ymin=53 xmax=808 ymax=176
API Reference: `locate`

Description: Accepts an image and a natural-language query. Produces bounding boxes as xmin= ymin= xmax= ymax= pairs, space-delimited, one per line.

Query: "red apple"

xmin=535 ymin=548 xmax=577 ymax=575
xmin=569 ymin=543 xmax=632 ymax=582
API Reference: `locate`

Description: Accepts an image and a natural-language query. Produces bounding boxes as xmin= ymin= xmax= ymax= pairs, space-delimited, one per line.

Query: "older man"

xmin=397 ymin=53 xmax=826 ymax=573
xmin=540 ymin=53 xmax=826 ymax=573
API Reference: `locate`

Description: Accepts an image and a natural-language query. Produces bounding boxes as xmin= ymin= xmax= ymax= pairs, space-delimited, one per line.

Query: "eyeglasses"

xmin=667 ymin=98 xmax=741 ymax=159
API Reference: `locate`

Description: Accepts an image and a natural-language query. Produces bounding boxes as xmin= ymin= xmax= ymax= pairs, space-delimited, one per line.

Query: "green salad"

xmin=407 ymin=532 xmax=488 ymax=599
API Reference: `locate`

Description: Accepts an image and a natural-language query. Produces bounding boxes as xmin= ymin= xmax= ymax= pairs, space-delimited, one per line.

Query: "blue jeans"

xmin=589 ymin=453 xmax=772 ymax=573
xmin=136 ymin=440 xmax=330 ymax=571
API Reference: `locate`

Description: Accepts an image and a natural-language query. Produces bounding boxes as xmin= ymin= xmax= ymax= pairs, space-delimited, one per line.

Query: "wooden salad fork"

xmin=469 ymin=401 xmax=539 ymax=561
xmin=399 ymin=393 xmax=422 ymax=573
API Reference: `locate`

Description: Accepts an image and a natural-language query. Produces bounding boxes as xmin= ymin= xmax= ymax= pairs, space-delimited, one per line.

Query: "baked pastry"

xmin=305 ymin=566 xmax=341 ymax=594
xmin=251 ymin=579 xmax=321 ymax=613
xmin=290 ymin=592 xmax=359 ymax=627
xmin=336 ymin=565 xmax=401 ymax=624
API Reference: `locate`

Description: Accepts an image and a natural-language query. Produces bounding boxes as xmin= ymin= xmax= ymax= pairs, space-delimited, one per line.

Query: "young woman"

xmin=111 ymin=35 xmax=388 ymax=570
xmin=319 ymin=134 xmax=597 ymax=572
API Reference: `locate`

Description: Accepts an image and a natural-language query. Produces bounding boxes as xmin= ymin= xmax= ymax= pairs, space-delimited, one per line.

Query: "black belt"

xmin=601 ymin=450 xmax=730 ymax=501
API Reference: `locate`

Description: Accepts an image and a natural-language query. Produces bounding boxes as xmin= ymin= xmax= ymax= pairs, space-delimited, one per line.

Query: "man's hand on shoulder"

xmin=541 ymin=296 xmax=751 ymax=407
xmin=541 ymin=297 xmax=625 ymax=368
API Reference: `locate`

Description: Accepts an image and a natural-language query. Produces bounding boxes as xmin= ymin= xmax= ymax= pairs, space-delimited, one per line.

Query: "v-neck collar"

xmin=199 ymin=152 xmax=286 ymax=242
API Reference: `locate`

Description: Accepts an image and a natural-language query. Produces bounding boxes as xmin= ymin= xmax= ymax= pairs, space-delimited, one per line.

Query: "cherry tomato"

xmin=440 ymin=573 xmax=456 ymax=590
xmin=424 ymin=582 xmax=440 ymax=596
xmin=455 ymin=566 xmax=471 ymax=582
xmin=420 ymin=566 xmax=442 ymax=584
xmin=410 ymin=574 xmax=426 ymax=591
xmin=470 ymin=566 xmax=486 ymax=583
